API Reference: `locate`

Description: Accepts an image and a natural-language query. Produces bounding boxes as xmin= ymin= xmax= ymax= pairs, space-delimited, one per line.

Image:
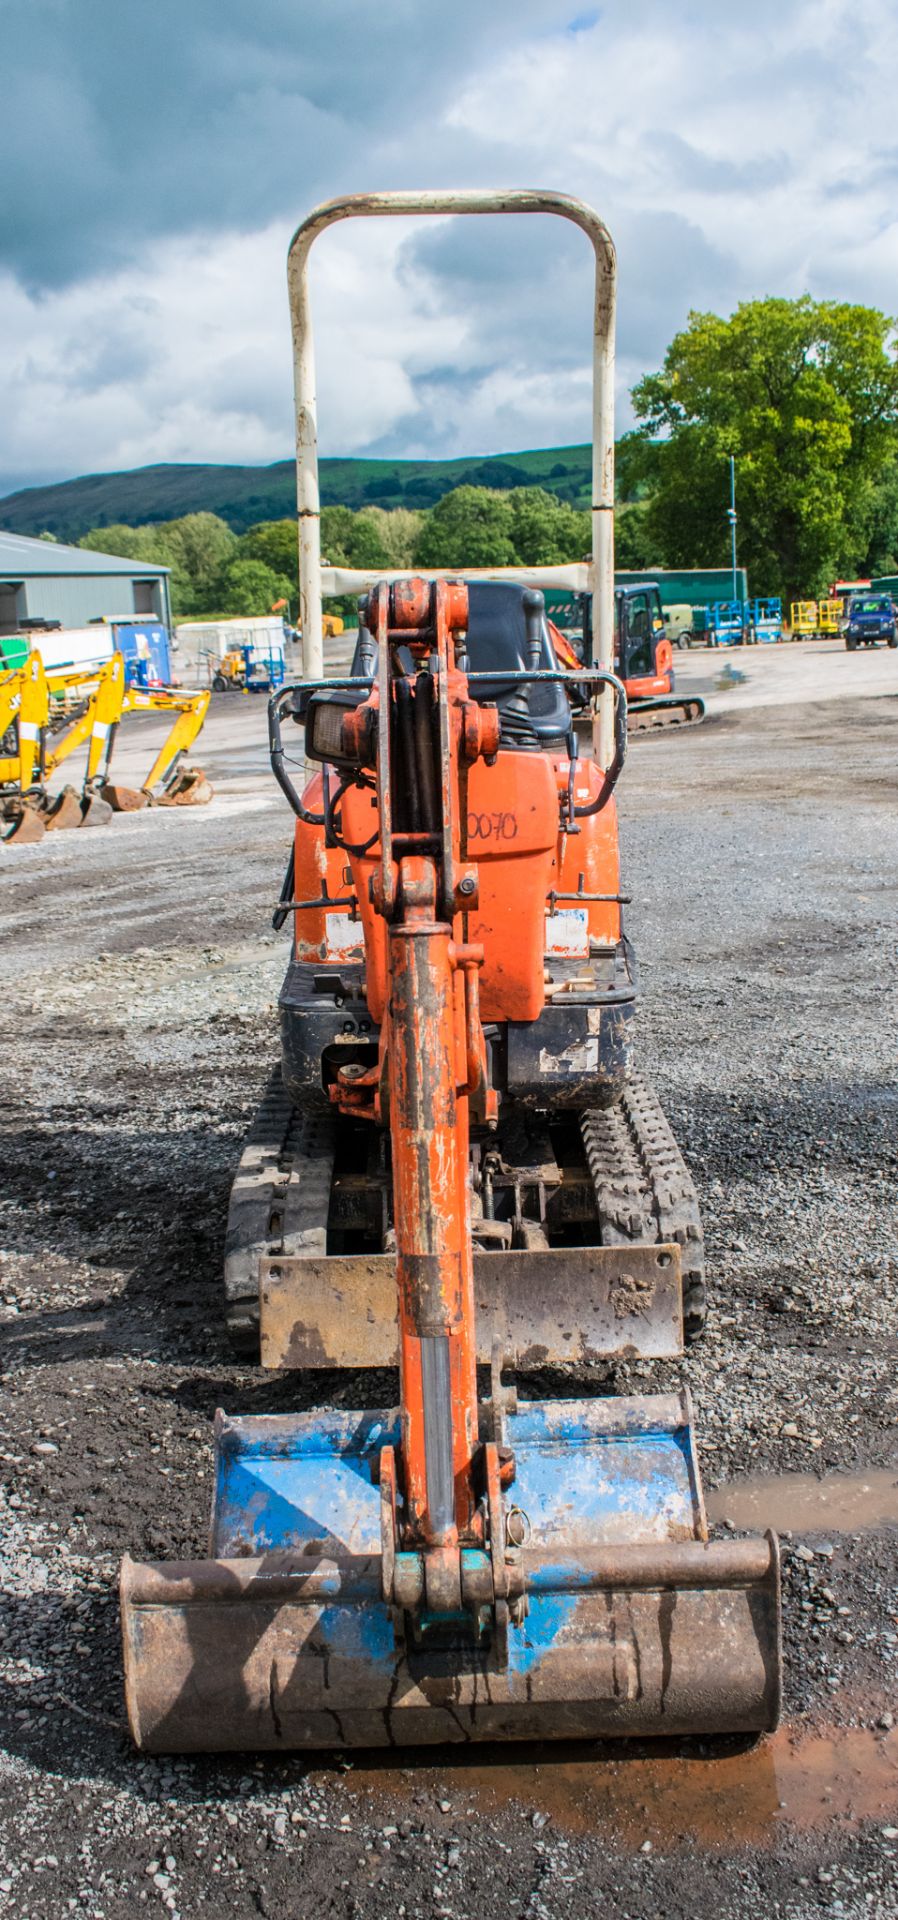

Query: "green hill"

xmin=0 ymin=447 xmax=594 ymax=542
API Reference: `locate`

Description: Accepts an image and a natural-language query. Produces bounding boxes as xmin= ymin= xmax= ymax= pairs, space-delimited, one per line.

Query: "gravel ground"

xmin=1 ymin=670 xmax=897 ymax=1920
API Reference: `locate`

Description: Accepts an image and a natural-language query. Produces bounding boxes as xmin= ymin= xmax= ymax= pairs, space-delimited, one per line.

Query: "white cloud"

xmin=2 ymin=0 xmax=898 ymax=495
xmin=0 ymin=221 xmax=467 ymax=487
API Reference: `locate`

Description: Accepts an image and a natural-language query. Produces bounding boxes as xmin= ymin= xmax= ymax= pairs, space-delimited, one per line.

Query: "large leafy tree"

xmin=859 ymin=456 xmax=898 ymax=575
xmin=507 ymin=488 xmax=589 ymax=565
xmin=79 ymin=512 xmax=237 ymax=617
xmin=355 ymin=505 xmax=423 ymax=568
xmin=237 ymin=518 xmax=296 ymax=578
xmin=163 ymin=514 xmax=237 ymax=611
xmin=218 ymin=557 xmax=293 ymax=616
xmin=320 ymin=504 xmax=392 ymax=569
xmin=631 ymin=298 xmax=898 ymax=598
xmin=412 ymin=484 xmax=591 ymax=570
xmin=614 ymin=503 xmax=662 ymax=571
xmin=413 ymin=487 xmax=516 ymax=568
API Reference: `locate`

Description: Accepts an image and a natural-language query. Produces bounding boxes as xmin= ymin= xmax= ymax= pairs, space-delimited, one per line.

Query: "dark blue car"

xmin=844 ymin=595 xmax=897 ymax=650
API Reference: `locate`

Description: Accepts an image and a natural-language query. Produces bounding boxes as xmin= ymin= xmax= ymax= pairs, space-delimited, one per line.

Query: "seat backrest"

xmin=463 ymin=583 xmax=572 ymax=739
xmin=349 ymin=581 xmax=571 ymax=743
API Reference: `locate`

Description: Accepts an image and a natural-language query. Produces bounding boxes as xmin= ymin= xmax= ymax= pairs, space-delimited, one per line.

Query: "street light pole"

xmin=727 ymin=455 xmax=738 ymax=604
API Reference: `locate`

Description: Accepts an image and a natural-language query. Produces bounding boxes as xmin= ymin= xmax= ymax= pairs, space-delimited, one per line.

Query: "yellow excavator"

xmin=1 ymin=651 xmax=213 ymax=845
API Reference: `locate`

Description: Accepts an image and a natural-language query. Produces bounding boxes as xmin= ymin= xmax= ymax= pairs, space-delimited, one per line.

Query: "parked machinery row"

xmin=0 ymin=647 xmax=212 ymax=845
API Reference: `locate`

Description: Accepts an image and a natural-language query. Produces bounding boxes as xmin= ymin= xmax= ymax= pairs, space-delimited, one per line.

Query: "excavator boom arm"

xmin=123 ymin=686 xmax=211 ymax=794
xmin=43 ymin=655 xmax=126 ymax=786
xmin=0 ymin=656 xmax=48 ymax=790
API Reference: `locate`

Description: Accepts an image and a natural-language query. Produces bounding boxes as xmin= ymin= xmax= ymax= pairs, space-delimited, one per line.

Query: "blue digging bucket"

xmin=120 ymin=1390 xmax=780 ymax=1750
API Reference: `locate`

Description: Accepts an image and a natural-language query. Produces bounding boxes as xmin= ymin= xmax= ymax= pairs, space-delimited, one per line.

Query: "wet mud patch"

xmin=708 ymin=1467 xmax=898 ymax=1534
xmin=341 ymin=1720 xmax=898 ymax=1851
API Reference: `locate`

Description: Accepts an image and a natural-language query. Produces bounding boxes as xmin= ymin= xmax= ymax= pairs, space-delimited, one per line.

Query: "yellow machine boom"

xmin=1 ymin=651 xmax=213 ymax=843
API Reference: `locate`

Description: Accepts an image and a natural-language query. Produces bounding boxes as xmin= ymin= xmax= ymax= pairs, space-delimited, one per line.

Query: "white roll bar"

xmin=321 ymin=562 xmax=593 ymax=598
xmin=287 ymin=190 xmax=616 ymax=764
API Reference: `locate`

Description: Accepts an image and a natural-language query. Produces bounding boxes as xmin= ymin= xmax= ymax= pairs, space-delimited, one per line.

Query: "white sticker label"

xmin=544 ymin=907 xmax=589 ymax=959
xmin=324 ymin=911 xmax=363 ymax=959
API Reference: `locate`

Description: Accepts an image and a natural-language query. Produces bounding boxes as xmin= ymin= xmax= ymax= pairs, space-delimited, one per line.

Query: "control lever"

xmin=522 ymin=589 xmax=544 ymax=670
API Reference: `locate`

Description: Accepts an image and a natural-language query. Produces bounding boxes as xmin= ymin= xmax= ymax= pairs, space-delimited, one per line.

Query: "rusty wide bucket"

xmin=100 ymin=782 xmax=148 ymax=813
xmin=120 ymin=1390 xmax=781 ymax=1751
xmin=155 ymin=766 xmax=213 ymax=807
xmin=2 ymin=802 xmax=46 ymax=845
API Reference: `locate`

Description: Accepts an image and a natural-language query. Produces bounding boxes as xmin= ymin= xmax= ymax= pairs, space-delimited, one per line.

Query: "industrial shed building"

xmin=0 ymin=532 xmax=171 ymax=635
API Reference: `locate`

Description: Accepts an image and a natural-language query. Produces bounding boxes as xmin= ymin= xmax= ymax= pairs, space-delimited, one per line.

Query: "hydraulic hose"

xmin=268 ymin=686 xmax=326 ymax=825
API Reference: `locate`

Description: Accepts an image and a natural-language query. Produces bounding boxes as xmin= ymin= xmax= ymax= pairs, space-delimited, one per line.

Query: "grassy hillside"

xmin=0 ymin=447 xmax=593 ymax=542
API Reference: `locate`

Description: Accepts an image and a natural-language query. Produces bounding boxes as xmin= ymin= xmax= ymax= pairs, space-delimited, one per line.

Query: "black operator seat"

xmin=464 ymin=582 xmax=570 ymax=737
xmin=348 ymin=581 xmax=571 ymax=743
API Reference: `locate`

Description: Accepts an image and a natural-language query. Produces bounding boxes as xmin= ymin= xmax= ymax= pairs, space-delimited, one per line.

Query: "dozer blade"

xmin=44 ymin=785 xmax=87 ymax=832
xmin=258 ymin=1244 xmax=685 ymax=1369
xmin=120 ymin=1391 xmax=781 ymax=1752
xmin=2 ymin=803 xmax=46 ymax=846
xmin=155 ymin=766 xmax=213 ymax=807
xmin=101 ymin=783 xmax=148 ymax=813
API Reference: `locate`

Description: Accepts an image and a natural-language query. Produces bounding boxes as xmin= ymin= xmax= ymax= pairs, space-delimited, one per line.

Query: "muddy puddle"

xmin=336 ymin=1466 xmax=898 ymax=1849
xmin=706 ymin=1467 xmax=898 ymax=1533
xmin=342 ymin=1724 xmax=898 ymax=1850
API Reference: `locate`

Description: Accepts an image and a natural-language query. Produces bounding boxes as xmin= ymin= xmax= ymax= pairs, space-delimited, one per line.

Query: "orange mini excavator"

xmin=120 ymin=192 xmax=780 ymax=1752
xmin=549 ymin=588 xmax=705 ymax=733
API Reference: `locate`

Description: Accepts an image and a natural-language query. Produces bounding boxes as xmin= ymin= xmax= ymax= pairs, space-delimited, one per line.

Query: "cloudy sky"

xmin=2 ymin=0 xmax=897 ymax=496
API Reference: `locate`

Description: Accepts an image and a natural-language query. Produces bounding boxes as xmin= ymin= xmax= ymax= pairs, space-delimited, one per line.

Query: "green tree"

xmin=80 ymin=520 xmax=192 ymax=615
xmin=615 ymin=430 xmax=659 ymax=503
xmin=861 ymin=457 xmax=898 ymax=575
xmin=506 ymin=487 xmax=589 ymax=565
xmin=236 ymin=519 xmax=296 ymax=578
xmin=614 ymin=502 xmax=662 ymax=570
xmin=631 ymin=297 xmax=898 ymax=600
xmin=320 ymin=505 xmax=358 ymax=564
xmin=347 ymin=516 xmax=390 ymax=569
xmin=79 ymin=523 xmax=161 ymax=561
xmin=356 ymin=506 xmax=424 ymax=568
xmin=80 ymin=513 xmax=237 ymax=617
xmin=413 ymin=487 xmax=515 ymax=568
xmin=219 ymin=557 xmax=293 ymax=616
xmin=161 ymin=513 xmax=237 ymax=610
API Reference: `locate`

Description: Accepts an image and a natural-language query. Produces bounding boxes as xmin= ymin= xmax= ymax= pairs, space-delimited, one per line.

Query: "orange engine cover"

xmin=462 ymin=752 xmax=558 ymax=1021
xmin=291 ymin=750 xmax=622 ymax=1028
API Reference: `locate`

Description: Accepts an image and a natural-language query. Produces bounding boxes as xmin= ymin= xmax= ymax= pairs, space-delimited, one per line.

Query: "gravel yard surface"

xmin=1 ymin=665 xmax=897 ymax=1919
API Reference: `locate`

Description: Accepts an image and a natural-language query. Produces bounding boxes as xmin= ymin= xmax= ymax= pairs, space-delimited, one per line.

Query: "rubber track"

xmin=223 ymin=1067 xmax=335 ymax=1353
xmin=224 ymin=1068 xmax=705 ymax=1353
xmin=580 ymin=1074 xmax=707 ymax=1340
